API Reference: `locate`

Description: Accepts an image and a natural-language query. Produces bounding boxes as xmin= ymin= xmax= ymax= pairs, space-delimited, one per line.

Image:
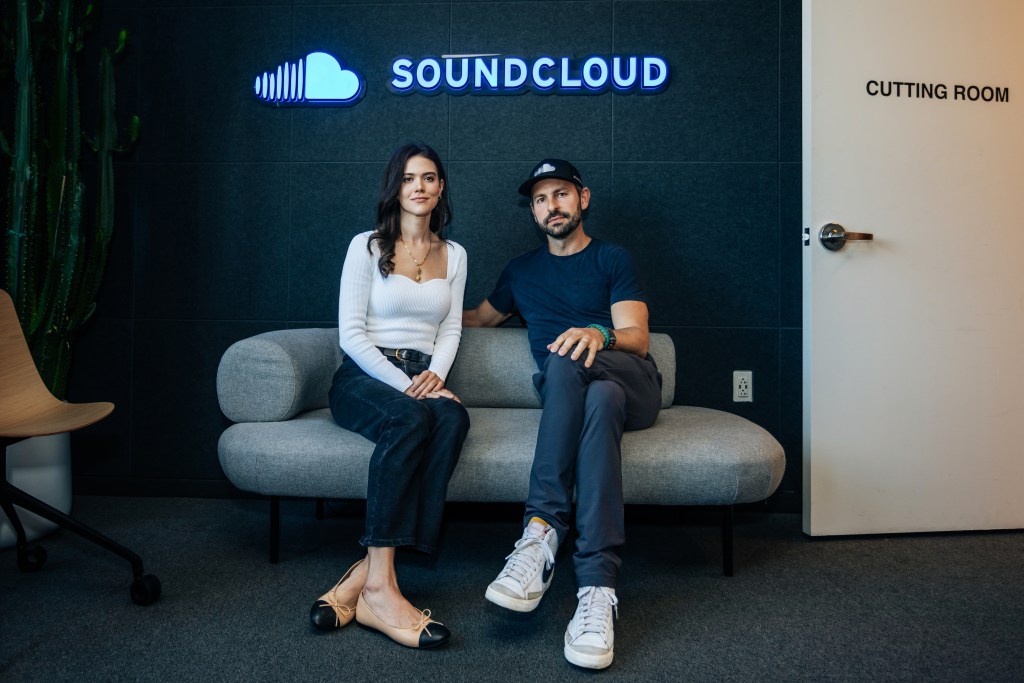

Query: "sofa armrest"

xmin=217 ymin=328 xmax=342 ymax=423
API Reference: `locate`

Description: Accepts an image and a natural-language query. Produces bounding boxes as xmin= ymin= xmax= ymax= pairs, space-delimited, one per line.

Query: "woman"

xmin=309 ymin=143 xmax=469 ymax=649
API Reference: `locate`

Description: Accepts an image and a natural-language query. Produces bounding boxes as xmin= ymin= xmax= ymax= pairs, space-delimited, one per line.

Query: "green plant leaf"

xmin=129 ymin=115 xmax=140 ymax=142
xmin=5 ymin=0 xmax=135 ymax=397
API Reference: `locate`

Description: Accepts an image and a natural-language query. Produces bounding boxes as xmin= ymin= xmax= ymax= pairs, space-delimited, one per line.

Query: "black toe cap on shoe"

xmin=309 ymin=601 xmax=339 ymax=631
xmin=419 ymin=622 xmax=451 ymax=648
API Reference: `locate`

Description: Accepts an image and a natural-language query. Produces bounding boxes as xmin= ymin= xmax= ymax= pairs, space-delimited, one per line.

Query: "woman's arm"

xmin=337 ymin=233 xmax=414 ymax=393
xmin=427 ymin=241 xmax=467 ymax=380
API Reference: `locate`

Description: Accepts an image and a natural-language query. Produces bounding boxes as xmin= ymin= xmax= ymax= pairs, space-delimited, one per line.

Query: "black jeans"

xmin=328 ymin=355 xmax=469 ymax=553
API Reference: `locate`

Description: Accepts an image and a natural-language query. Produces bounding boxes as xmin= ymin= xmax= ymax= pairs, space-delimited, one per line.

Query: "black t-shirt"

xmin=487 ymin=238 xmax=646 ymax=367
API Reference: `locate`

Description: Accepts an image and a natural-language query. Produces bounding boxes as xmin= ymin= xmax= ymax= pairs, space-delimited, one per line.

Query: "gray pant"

xmin=524 ymin=350 xmax=662 ymax=589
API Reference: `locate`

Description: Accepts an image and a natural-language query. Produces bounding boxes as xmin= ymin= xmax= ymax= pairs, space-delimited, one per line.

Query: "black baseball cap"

xmin=517 ymin=159 xmax=584 ymax=196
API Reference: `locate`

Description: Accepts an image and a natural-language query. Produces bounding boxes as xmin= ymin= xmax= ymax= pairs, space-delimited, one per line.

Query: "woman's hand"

xmin=405 ymin=370 xmax=445 ymax=399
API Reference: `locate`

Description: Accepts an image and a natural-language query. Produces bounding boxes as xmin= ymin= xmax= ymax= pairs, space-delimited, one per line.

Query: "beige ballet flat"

xmin=355 ymin=591 xmax=451 ymax=648
xmin=309 ymin=558 xmax=366 ymax=631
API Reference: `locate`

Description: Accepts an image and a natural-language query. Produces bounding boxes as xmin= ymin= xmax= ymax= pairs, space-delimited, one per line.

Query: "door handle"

xmin=818 ymin=223 xmax=873 ymax=251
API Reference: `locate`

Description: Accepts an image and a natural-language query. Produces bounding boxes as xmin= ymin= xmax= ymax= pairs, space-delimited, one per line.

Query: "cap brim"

xmin=517 ymin=178 xmax=539 ymax=196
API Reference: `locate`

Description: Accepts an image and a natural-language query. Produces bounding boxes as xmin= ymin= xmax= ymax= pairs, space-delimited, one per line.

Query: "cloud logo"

xmin=254 ymin=52 xmax=365 ymax=107
xmin=534 ymin=163 xmax=556 ymax=176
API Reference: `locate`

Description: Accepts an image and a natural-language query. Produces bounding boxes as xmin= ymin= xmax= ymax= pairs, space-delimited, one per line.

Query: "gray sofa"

xmin=216 ymin=327 xmax=785 ymax=574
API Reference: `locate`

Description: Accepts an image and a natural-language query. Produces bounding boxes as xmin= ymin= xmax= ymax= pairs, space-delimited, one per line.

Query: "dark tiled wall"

xmin=68 ymin=0 xmax=803 ymax=505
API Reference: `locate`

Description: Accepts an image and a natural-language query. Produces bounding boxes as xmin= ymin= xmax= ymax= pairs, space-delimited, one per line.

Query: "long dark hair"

xmin=369 ymin=143 xmax=452 ymax=277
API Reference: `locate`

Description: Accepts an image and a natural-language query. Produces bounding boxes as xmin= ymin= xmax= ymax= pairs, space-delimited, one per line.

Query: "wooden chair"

xmin=0 ymin=289 xmax=160 ymax=605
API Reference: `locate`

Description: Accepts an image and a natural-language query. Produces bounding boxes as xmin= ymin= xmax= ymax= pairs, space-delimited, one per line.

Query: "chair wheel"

xmin=17 ymin=544 xmax=47 ymax=572
xmin=130 ymin=574 xmax=162 ymax=605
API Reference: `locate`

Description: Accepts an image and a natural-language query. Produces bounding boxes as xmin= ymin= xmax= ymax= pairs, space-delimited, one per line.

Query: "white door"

xmin=803 ymin=0 xmax=1024 ymax=535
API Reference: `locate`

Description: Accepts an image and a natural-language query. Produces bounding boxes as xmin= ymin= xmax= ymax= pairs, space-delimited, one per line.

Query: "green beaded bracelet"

xmin=587 ymin=323 xmax=610 ymax=349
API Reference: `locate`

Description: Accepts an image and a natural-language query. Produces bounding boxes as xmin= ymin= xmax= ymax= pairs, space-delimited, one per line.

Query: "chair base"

xmin=0 ymin=438 xmax=161 ymax=605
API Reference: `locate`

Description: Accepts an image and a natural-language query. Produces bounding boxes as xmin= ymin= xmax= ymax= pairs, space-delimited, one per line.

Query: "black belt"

xmin=377 ymin=347 xmax=431 ymax=364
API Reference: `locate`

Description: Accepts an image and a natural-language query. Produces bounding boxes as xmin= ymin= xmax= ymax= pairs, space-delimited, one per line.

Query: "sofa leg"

xmin=315 ymin=498 xmax=325 ymax=520
xmin=722 ymin=505 xmax=734 ymax=577
xmin=269 ymin=496 xmax=280 ymax=564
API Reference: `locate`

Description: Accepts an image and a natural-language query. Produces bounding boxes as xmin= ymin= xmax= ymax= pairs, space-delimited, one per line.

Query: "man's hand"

xmin=547 ymin=326 xmax=607 ymax=368
xmin=405 ymin=371 xmax=445 ymax=399
xmin=545 ymin=301 xmax=651 ymax=368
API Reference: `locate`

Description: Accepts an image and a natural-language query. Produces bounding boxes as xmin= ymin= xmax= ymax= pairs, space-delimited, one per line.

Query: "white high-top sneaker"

xmin=484 ymin=518 xmax=557 ymax=612
xmin=564 ymin=586 xmax=619 ymax=669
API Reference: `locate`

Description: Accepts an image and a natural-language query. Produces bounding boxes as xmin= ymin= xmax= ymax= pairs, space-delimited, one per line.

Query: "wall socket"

xmin=733 ymin=370 xmax=753 ymax=402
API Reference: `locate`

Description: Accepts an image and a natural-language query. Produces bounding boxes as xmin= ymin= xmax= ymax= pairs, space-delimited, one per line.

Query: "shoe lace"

xmin=362 ymin=595 xmax=443 ymax=635
xmin=323 ymin=593 xmax=356 ymax=627
xmin=322 ymin=560 xmax=363 ymax=626
xmin=414 ymin=609 xmax=442 ymax=637
xmin=499 ymin=533 xmax=555 ymax=584
xmin=575 ymin=587 xmax=618 ymax=636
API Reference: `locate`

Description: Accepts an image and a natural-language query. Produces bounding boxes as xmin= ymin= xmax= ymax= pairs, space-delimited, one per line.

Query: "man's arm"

xmin=547 ymin=300 xmax=650 ymax=367
xmin=463 ymin=299 xmax=512 ymax=328
xmin=608 ymin=300 xmax=650 ymax=356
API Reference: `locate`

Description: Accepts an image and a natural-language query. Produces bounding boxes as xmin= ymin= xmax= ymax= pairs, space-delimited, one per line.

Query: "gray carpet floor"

xmin=1 ymin=496 xmax=1022 ymax=681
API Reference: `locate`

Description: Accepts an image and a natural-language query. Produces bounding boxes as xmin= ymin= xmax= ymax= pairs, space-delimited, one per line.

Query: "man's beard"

xmin=540 ymin=209 xmax=582 ymax=240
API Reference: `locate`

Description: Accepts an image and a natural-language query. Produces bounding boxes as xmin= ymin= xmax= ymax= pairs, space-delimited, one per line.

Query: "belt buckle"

xmin=394 ymin=348 xmax=407 ymax=361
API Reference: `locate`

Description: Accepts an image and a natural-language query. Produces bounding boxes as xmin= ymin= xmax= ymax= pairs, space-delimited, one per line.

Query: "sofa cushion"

xmin=218 ymin=405 xmax=784 ymax=506
xmin=447 ymin=328 xmax=676 ymax=409
xmin=217 ymin=328 xmax=340 ymax=423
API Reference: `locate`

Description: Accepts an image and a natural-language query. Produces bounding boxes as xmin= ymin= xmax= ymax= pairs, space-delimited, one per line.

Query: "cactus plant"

xmin=1 ymin=0 xmax=138 ymax=399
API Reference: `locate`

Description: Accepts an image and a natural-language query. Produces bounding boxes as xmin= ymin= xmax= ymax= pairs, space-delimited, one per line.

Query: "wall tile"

xmin=301 ymin=0 xmax=445 ymax=5
xmin=780 ymin=0 xmax=803 ymax=162
xmin=780 ymin=162 xmax=802 ymax=328
xmin=134 ymin=163 xmax=291 ymax=321
xmin=450 ymin=95 xmax=613 ymax=162
xmin=446 ymin=162 xmax=544 ymax=309
xmin=661 ymin=325 xmax=781 ymax=438
xmin=613 ymin=0 xmax=780 ymax=162
xmin=288 ymin=162 xmax=384 ymax=322
xmin=612 ymin=162 xmax=779 ymax=328
xmin=132 ymin=320 xmax=278 ymax=481
xmin=451 ymin=1 xmax=612 ymax=61
xmin=778 ymin=327 xmax=802 ymax=496
xmin=449 ymin=1 xmax=613 ymax=160
xmin=68 ymin=318 xmax=134 ymax=478
xmin=137 ymin=6 xmax=293 ymax=162
xmin=290 ymin=4 xmax=451 ymax=161
xmin=117 ymin=1 xmax=284 ymax=7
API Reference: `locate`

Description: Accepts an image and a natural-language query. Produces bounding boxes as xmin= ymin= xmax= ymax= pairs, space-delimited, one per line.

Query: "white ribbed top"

xmin=338 ymin=231 xmax=467 ymax=392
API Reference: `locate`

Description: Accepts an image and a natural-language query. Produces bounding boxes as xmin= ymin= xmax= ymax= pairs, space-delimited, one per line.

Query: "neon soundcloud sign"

xmin=254 ymin=51 xmax=669 ymax=107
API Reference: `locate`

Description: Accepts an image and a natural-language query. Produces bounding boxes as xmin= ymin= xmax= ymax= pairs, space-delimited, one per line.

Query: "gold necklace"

xmin=399 ymin=237 xmax=431 ymax=282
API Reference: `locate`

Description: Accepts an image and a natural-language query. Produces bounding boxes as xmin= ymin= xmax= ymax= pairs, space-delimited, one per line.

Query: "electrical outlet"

xmin=733 ymin=370 xmax=753 ymax=402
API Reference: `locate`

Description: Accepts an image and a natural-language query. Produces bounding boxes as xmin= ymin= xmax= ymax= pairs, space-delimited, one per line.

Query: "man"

xmin=463 ymin=159 xmax=662 ymax=669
